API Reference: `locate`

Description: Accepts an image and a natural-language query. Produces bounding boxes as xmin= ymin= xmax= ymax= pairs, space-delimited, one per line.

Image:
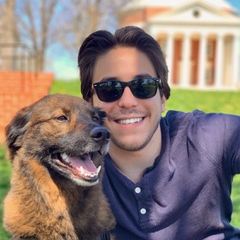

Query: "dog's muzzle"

xmin=50 ymin=126 xmax=110 ymax=187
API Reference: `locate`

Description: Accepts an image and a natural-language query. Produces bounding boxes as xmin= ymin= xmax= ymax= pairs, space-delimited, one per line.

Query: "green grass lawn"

xmin=0 ymin=146 xmax=11 ymax=240
xmin=50 ymin=79 xmax=81 ymax=96
xmin=0 ymin=80 xmax=240 ymax=239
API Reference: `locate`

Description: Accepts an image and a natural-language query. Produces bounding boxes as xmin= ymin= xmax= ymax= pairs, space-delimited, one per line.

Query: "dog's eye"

xmin=56 ymin=115 xmax=68 ymax=122
xmin=99 ymin=110 xmax=106 ymax=119
xmin=92 ymin=115 xmax=99 ymax=122
xmin=92 ymin=112 xmax=100 ymax=122
xmin=92 ymin=110 xmax=106 ymax=123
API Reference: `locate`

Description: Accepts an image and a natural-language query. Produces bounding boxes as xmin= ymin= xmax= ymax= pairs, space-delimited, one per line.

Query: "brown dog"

xmin=3 ymin=94 xmax=115 ymax=240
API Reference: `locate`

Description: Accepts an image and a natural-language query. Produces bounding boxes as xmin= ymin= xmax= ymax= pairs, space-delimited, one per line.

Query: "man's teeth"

xmin=118 ymin=117 xmax=143 ymax=125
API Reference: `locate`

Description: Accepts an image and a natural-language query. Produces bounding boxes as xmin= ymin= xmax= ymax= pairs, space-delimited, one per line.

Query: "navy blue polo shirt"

xmin=103 ymin=110 xmax=240 ymax=240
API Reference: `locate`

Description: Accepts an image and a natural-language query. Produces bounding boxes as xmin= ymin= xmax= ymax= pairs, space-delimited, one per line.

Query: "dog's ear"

xmin=5 ymin=106 xmax=32 ymax=160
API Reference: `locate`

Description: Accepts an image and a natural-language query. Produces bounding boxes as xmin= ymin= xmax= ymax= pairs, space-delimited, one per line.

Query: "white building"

xmin=120 ymin=0 xmax=240 ymax=90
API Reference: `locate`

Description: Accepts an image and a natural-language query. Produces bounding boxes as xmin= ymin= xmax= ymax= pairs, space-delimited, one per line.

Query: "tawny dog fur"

xmin=3 ymin=94 xmax=115 ymax=240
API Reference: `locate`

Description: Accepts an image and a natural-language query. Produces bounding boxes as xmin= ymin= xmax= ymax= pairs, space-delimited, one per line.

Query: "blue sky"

xmin=228 ymin=0 xmax=240 ymax=10
xmin=46 ymin=45 xmax=78 ymax=80
xmin=47 ymin=0 xmax=240 ymax=81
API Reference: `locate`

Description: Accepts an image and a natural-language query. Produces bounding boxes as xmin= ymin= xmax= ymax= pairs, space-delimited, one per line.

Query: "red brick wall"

xmin=0 ymin=71 xmax=53 ymax=143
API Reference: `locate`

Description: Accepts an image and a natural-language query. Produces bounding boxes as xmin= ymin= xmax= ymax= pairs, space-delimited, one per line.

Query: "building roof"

xmin=123 ymin=0 xmax=235 ymax=12
xmin=149 ymin=1 xmax=240 ymax=26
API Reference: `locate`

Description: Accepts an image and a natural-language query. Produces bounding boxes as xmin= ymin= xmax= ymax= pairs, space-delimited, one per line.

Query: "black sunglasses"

xmin=93 ymin=76 xmax=162 ymax=102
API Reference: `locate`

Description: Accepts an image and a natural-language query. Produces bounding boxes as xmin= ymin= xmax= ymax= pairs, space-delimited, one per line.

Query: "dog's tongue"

xmin=68 ymin=154 xmax=97 ymax=173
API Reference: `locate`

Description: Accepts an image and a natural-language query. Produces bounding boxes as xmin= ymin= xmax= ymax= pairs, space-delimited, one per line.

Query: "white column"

xmin=232 ymin=34 xmax=240 ymax=87
xmin=214 ymin=34 xmax=224 ymax=88
xmin=198 ymin=33 xmax=208 ymax=88
xmin=181 ymin=34 xmax=191 ymax=87
xmin=166 ymin=33 xmax=174 ymax=85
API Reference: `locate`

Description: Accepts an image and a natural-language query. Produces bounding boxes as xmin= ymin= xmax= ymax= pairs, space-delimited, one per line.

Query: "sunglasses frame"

xmin=93 ymin=76 xmax=162 ymax=102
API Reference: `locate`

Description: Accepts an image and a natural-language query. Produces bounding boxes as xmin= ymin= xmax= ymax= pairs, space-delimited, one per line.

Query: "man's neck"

xmin=109 ymin=126 xmax=162 ymax=183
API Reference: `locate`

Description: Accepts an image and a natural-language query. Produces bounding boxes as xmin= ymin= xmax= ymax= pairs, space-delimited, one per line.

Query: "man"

xmin=78 ymin=26 xmax=240 ymax=239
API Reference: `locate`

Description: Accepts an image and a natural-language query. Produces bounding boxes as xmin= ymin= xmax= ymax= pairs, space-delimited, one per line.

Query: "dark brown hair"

xmin=78 ymin=26 xmax=170 ymax=101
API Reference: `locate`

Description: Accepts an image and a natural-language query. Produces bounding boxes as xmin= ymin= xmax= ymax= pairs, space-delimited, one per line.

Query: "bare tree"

xmin=12 ymin=0 xmax=130 ymax=71
xmin=57 ymin=0 xmax=103 ymax=52
xmin=57 ymin=0 xmax=130 ymax=52
xmin=16 ymin=0 xmax=59 ymax=71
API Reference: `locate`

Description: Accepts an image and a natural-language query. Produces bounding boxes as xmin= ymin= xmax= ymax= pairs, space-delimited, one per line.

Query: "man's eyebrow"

xmin=135 ymin=74 xmax=152 ymax=78
xmin=99 ymin=74 xmax=153 ymax=82
xmin=100 ymin=77 xmax=118 ymax=82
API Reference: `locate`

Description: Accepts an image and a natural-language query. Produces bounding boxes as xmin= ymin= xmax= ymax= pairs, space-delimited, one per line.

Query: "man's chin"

xmin=111 ymin=137 xmax=148 ymax=152
xmin=109 ymin=122 xmax=160 ymax=152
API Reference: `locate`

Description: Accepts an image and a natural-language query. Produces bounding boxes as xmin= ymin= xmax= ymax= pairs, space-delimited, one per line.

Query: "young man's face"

xmin=92 ymin=47 xmax=165 ymax=152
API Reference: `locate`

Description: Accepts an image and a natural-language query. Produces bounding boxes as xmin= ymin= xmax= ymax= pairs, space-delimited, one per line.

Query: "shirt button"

xmin=140 ymin=208 xmax=147 ymax=215
xmin=135 ymin=187 xmax=141 ymax=194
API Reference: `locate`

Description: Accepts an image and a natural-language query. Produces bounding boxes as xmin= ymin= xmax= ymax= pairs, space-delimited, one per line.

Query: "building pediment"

xmin=149 ymin=1 xmax=240 ymax=25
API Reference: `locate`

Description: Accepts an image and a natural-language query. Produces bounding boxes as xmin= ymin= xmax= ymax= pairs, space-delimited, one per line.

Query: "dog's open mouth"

xmin=51 ymin=152 xmax=102 ymax=186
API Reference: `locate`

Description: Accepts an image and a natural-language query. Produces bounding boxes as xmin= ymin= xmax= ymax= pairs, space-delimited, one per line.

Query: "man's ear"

xmin=5 ymin=106 xmax=32 ymax=160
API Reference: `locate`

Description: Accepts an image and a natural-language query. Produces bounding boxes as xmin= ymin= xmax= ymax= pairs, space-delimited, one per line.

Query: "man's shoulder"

xmin=164 ymin=109 xmax=238 ymax=122
xmin=163 ymin=110 xmax=202 ymax=129
xmin=164 ymin=110 xmax=240 ymax=142
xmin=164 ymin=110 xmax=195 ymax=121
xmin=163 ymin=110 xmax=237 ymax=133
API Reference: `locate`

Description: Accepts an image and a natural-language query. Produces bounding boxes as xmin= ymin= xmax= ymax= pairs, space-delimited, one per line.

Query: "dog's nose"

xmin=90 ymin=127 xmax=110 ymax=142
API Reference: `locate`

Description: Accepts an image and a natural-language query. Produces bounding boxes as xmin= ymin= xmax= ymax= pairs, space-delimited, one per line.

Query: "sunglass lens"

xmin=131 ymin=78 xmax=157 ymax=99
xmin=95 ymin=81 xmax=123 ymax=102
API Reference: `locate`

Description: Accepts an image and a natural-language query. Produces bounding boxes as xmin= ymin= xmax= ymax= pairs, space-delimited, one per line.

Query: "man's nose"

xmin=117 ymin=86 xmax=138 ymax=108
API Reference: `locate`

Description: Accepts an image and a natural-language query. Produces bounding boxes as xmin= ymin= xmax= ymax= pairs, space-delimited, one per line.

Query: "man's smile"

xmin=115 ymin=117 xmax=145 ymax=125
